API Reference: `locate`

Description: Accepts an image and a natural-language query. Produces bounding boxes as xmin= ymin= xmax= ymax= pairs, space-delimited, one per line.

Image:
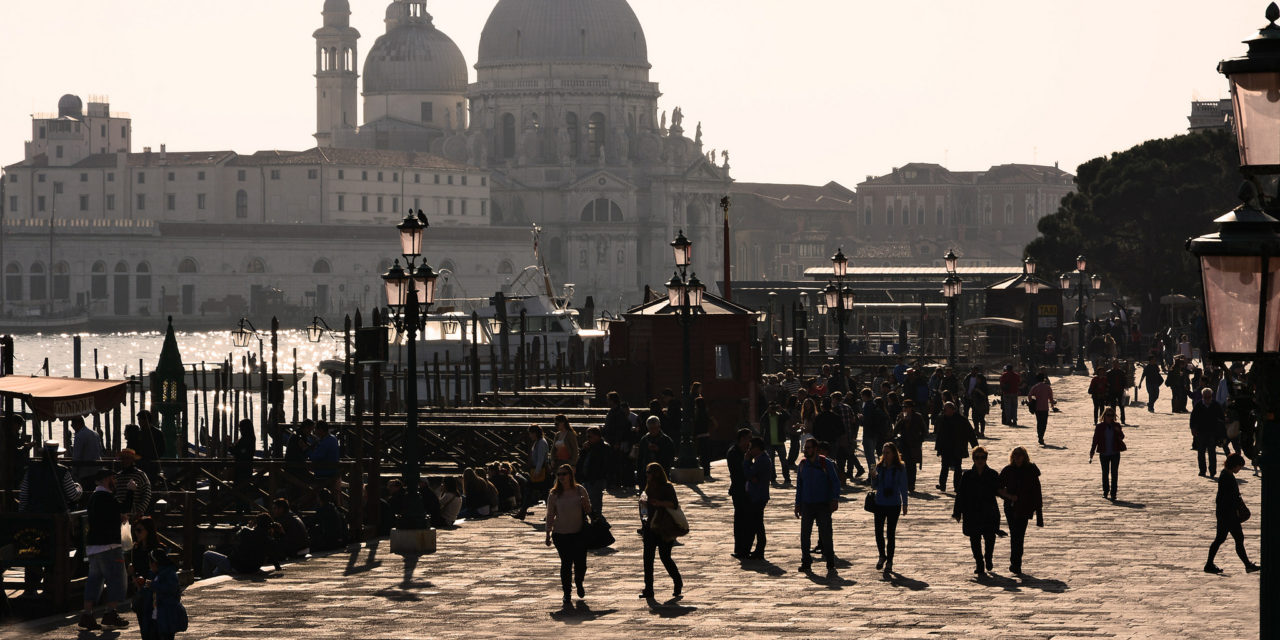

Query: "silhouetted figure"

xmin=1205 ymin=453 xmax=1260 ymax=574
xmin=953 ymin=446 xmax=1000 ymax=576
xmin=998 ymin=446 xmax=1043 ymax=575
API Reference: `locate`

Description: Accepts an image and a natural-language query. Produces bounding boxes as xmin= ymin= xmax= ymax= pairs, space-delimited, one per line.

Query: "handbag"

xmin=583 ymin=514 xmax=615 ymax=550
xmin=1237 ymin=503 xmax=1252 ymax=523
xmin=863 ymin=491 xmax=877 ymax=513
xmin=649 ymin=506 xmax=689 ymax=541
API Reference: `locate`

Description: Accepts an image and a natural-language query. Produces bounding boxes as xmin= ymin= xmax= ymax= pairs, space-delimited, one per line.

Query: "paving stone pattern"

xmin=5 ymin=375 xmax=1262 ymax=639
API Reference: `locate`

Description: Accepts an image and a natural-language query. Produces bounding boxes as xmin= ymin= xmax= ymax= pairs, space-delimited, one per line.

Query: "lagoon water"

xmin=5 ymin=330 xmax=347 ymax=443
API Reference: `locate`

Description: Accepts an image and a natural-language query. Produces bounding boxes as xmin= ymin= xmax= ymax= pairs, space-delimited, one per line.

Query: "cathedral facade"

xmin=314 ymin=0 xmax=733 ymax=307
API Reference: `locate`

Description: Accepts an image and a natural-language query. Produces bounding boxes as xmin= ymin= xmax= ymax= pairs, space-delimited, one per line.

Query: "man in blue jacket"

xmin=794 ymin=438 xmax=840 ymax=572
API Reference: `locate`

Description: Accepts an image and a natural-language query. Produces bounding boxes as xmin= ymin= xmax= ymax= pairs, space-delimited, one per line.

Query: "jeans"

xmin=85 ymin=547 xmax=127 ymax=605
xmin=938 ymin=456 xmax=961 ymax=491
xmin=1099 ymin=454 xmax=1120 ymax=496
xmin=1001 ymin=393 xmax=1018 ymax=426
xmin=1146 ymin=384 xmax=1160 ymax=411
xmin=969 ymin=533 xmax=995 ymax=567
xmin=202 ymin=550 xmax=232 ymax=577
xmin=745 ymin=499 xmax=767 ymax=554
xmin=1196 ymin=445 xmax=1218 ymax=476
xmin=1006 ymin=511 xmax=1030 ymax=572
xmin=799 ymin=503 xmax=833 ymax=566
xmin=642 ymin=529 xmax=681 ymax=592
xmin=551 ymin=531 xmax=587 ymax=598
xmin=874 ymin=506 xmax=900 ymax=561
xmin=582 ymin=479 xmax=606 ymax=518
xmin=1092 ymin=398 xmax=1106 ymax=423
xmin=769 ymin=445 xmax=791 ymax=482
xmin=1035 ymin=411 xmax=1049 ymax=442
xmin=1207 ymin=518 xmax=1251 ymax=566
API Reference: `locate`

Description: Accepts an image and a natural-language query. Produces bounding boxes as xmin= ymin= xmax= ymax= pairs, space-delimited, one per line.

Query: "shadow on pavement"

xmin=1016 ymin=573 xmax=1068 ymax=593
xmin=1111 ymin=500 xmax=1145 ymax=509
xmin=551 ymin=602 xmax=617 ymax=622
xmin=1040 ymin=444 xmax=1068 ymax=450
xmin=883 ymin=571 xmax=928 ymax=591
xmin=682 ymin=483 xmax=720 ymax=507
xmin=645 ymin=598 xmax=697 ymax=617
xmin=740 ymin=558 xmax=786 ymax=576
xmin=344 ymin=541 xmax=382 ymax=576
xmin=802 ymin=567 xmax=855 ymax=589
xmin=375 ymin=584 xmax=433 ymax=602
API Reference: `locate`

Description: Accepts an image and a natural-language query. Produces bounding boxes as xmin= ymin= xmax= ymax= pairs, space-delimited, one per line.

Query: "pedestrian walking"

xmin=997 ymin=446 xmax=1043 ymax=575
xmin=516 ymin=425 xmax=549 ymax=520
xmin=575 ymin=427 xmax=609 ymax=518
xmin=1138 ymin=357 xmax=1164 ymax=413
xmin=1190 ymin=388 xmax=1226 ymax=478
xmin=79 ymin=469 xmax=130 ymax=630
xmin=1106 ymin=361 xmax=1131 ymax=424
xmin=871 ymin=442 xmax=909 ymax=573
xmin=1028 ymin=375 xmax=1055 ymax=446
xmin=743 ymin=436 xmax=773 ymax=559
xmin=635 ymin=415 xmax=675 ymax=489
xmin=999 ymin=365 xmax=1021 ymax=427
xmin=760 ymin=402 xmax=793 ymax=484
xmin=726 ymin=428 xmax=752 ymax=558
xmin=544 ymin=464 xmax=591 ymax=607
xmin=837 ymin=392 xmax=866 ymax=479
xmin=1089 ymin=409 xmax=1126 ymax=501
xmin=859 ymin=389 xmax=889 ymax=479
xmin=952 ymin=446 xmax=1001 ymax=576
xmin=794 ymin=438 xmax=840 ymax=573
xmin=934 ymin=402 xmax=978 ymax=493
xmin=1088 ymin=368 xmax=1109 ymax=424
xmin=639 ymin=463 xmax=683 ymax=599
xmin=892 ymin=400 xmax=927 ymax=492
xmin=1204 ymin=453 xmax=1261 ymax=574
xmin=693 ymin=396 xmax=715 ymax=478
xmin=967 ymin=371 xmax=991 ymax=437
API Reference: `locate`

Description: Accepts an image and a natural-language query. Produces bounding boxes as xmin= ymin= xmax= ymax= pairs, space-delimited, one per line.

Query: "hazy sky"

xmin=0 ymin=0 xmax=1264 ymax=185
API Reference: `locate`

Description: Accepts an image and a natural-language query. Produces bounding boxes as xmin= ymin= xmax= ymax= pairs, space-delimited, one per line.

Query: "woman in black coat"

xmin=997 ymin=446 xmax=1043 ymax=575
xmin=952 ymin=445 xmax=1001 ymax=575
xmin=1205 ymin=453 xmax=1260 ymax=574
xmin=933 ymin=402 xmax=977 ymax=493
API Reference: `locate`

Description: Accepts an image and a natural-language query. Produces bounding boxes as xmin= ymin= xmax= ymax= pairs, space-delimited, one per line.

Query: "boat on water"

xmin=0 ymin=309 xmax=91 ymax=333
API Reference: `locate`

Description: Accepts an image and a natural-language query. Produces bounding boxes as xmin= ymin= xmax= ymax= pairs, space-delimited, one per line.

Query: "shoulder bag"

xmin=583 ymin=514 xmax=615 ymax=550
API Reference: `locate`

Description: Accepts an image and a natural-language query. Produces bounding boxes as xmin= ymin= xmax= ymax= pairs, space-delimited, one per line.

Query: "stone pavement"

xmin=4 ymin=375 xmax=1262 ymax=639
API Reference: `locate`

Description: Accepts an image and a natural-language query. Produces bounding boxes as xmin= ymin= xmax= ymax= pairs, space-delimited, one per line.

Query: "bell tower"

xmin=314 ymin=0 xmax=360 ymax=147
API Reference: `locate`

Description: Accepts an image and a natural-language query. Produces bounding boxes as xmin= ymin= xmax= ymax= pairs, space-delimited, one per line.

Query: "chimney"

xmin=159 ymin=144 xmax=167 ymax=165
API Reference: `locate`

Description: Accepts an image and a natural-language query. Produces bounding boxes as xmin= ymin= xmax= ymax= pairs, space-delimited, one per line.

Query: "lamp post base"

xmin=670 ymin=467 xmax=705 ymax=484
xmin=390 ymin=527 xmax=437 ymax=556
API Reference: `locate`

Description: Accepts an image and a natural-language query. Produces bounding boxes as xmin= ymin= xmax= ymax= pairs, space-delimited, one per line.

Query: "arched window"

xmin=936 ymin=207 xmax=944 ymax=227
xmin=91 ymin=261 xmax=108 ymax=299
xmin=178 ymin=258 xmax=199 ymax=274
xmin=501 ymin=113 xmax=516 ymax=159
xmin=28 ymin=263 xmax=46 ymax=300
xmin=135 ymin=262 xmax=151 ymax=300
xmin=580 ymin=198 xmax=623 ymax=222
xmin=5 ymin=263 xmax=22 ymax=301
xmin=236 ymin=190 xmax=248 ymax=219
xmin=313 ymin=259 xmax=331 ymax=274
xmin=1004 ymin=203 xmax=1014 ymax=225
xmin=587 ymin=113 xmax=606 ymax=158
xmin=565 ymin=112 xmax=579 ymax=159
xmin=885 ymin=203 xmax=894 ymax=226
xmin=115 ymin=261 xmax=129 ymax=273
xmin=247 ymin=258 xmax=266 ymax=274
xmin=497 ymin=260 xmax=514 ymax=275
xmin=51 ymin=262 xmax=70 ymax=301
xmin=917 ymin=206 xmax=925 ymax=226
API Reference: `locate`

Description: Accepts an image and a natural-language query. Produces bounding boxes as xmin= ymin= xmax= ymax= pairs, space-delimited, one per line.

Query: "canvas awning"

xmin=0 ymin=376 xmax=127 ymax=421
xmin=962 ymin=317 xmax=1025 ymax=330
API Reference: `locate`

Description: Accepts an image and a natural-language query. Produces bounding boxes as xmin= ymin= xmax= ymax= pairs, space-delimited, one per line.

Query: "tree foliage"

xmin=1025 ymin=129 xmax=1241 ymax=315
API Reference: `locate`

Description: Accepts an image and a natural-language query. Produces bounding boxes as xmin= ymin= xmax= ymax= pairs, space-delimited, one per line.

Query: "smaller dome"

xmin=58 ymin=94 xmax=83 ymax=118
xmin=323 ymin=0 xmax=351 ymax=28
xmin=363 ymin=4 xmax=467 ymax=95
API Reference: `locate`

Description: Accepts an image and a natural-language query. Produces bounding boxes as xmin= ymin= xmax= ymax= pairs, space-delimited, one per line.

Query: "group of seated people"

xmin=200 ymin=493 xmax=349 ymax=578
xmin=368 ymin=461 xmax=533 ymax=535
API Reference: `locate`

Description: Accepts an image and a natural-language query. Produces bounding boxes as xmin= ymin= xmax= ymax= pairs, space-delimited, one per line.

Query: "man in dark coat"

xmin=725 ymin=428 xmax=753 ymax=558
xmin=892 ymin=400 xmax=928 ymax=492
xmin=934 ymin=402 xmax=978 ymax=493
xmin=1190 ymin=388 xmax=1226 ymax=477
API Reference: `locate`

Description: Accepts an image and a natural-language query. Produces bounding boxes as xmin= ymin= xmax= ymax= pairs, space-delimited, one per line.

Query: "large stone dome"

xmin=476 ymin=0 xmax=649 ymax=69
xmin=363 ymin=2 xmax=468 ymax=94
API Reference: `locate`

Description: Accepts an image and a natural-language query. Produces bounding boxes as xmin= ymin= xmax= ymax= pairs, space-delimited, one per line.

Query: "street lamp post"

xmin=1059 ymin=255 xmax=1102 ymax=374
xmin=383 ymin=211 xmax=438 ymax=554
xmin=1190 ymin=7 xmax=1280 ymax=632
xmin=943 ymin=250 xmax=961 ymax=365
xmin=825 ymin=247 xmax=853 ymax=373
xmin=668 ymin=230 xmax=705 ymax=483
xmin=1020 ymin=257 xmax=1045 ymax=367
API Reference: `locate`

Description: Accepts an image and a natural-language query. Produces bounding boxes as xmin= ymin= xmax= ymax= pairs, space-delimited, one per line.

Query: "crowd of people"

xmin=4 ymin=337 xmax=1265 ymax=623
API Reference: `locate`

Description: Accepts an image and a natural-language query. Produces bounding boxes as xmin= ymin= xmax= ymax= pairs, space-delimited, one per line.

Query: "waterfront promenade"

xmin=5 ymin=375 xmax=1261 ymax=638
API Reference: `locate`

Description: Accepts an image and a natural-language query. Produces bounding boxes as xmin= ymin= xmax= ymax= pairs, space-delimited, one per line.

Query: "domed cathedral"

xmin=317 ymin=0 xmax=470 ymax=152
xmin=459 ymin=0 xmax=732 ymax=306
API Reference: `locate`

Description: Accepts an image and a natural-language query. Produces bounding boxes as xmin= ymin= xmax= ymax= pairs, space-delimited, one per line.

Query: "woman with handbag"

xmin=997 ymin=446 xmax=1043 ymax=575
xmin=870 ymin=442 xmax=908 ymax=573
xmin=545 ymin=464 xmax=592 ymax=607
xmin=639 ymin=462 xmax=683 ymax=600
xmin=1205 ymin=453 xmax=1260 ymax=574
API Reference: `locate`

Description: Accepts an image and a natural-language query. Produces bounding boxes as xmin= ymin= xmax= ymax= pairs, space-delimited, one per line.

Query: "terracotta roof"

xmin=227 ymin=147 xmax=477 ymax=171
xmin=730 ymin=181 xmax=857 ymax=213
